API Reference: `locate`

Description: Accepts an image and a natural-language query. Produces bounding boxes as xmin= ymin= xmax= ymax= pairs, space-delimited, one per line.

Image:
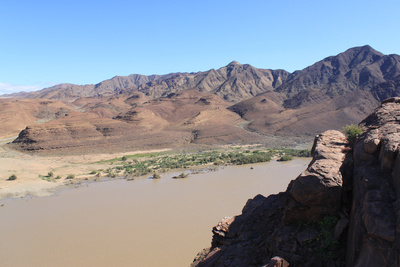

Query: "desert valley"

xmin=1 ymin=45 xmax=400 ymax=266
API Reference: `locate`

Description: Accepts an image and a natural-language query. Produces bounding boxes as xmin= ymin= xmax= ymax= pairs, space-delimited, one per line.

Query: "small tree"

xmin=8 ymin=174 xmax=17 ymax=181
xmin=342 ymin=124 xmax=363 ymax=146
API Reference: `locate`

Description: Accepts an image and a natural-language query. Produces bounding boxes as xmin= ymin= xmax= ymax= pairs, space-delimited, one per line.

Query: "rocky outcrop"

xmin=284 ymin=130 xmax=348 ymax=223
xmin=194 ymin=130 xmax=349 ymax=267
xmin=346 ymin=97 xmax=400 ymax=266
xmin=194 ymin=98 xmax=400 ymax=267
xmin=263 ymin=257 xmax=289 ymax=267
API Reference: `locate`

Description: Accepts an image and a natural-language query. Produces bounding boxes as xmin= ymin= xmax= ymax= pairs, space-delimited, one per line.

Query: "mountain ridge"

xmin=3 ymin=45 xmax=400 ymax=153
xmin=4 ymin=62 xmax=290 ymax=103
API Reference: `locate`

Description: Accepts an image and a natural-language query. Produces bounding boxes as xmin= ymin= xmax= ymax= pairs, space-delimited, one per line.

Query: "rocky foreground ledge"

xmin=192 ymin=98 xmax=400 ymax=267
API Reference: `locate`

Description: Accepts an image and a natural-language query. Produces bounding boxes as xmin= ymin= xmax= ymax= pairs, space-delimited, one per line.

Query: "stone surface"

xmin=263 ymin=256 xmax=289 ymax=267
xmin=346 ymin=99 xmax=400 ymax=266
xmin=284 ymin=130 xmax=347 ymax=223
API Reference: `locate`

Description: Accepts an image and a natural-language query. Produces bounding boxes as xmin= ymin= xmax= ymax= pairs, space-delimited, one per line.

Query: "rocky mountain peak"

xmin=276 ymin=45 xmax=400 ymax=107
xmin=227 ymin=60 xmax=241 ymax=66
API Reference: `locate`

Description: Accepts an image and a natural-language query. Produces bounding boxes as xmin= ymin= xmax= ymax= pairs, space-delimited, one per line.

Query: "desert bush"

xmin=66 ymin=174 xmax=75 ymax=179
xmin=342 ymin=124 xmax=363 ymax=145
xmin=278 ymin=155 xmax=293 ymax=161
xmin=48 ymin=171 xmax=54 ymax=177
xmin=8 ymin=174 xmax=17 ymax=181
xmin=213 ymin=160 xmax=223 ymax=165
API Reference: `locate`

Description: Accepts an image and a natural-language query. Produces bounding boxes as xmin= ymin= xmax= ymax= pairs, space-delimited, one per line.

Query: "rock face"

xmin=346 ymin=97 xmax=400 ymax=266
xmin=284 ymin=130 xmax=348 ymax=223
xmin=194 ymin=99 xmax=400 ymax=267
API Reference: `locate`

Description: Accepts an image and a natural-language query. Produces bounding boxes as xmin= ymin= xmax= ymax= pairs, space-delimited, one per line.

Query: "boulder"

xmin=284 ymin=130 xmax=347 ymax=223
xmin=263 ymin=256 xmax=289 ymax=267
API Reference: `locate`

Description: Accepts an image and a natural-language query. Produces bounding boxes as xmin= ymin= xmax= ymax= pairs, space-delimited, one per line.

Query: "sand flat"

xmin=0 ymin=136 xmax=170 ymax=199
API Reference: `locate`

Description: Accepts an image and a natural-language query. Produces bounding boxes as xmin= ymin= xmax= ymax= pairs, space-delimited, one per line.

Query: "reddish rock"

xmin=263 ymin=256 xmax=289 ymax=267
xmin=347 ymin=98 xmax=400 ymax=266
xmin=284 ymin=130 xmax=347 ymax=223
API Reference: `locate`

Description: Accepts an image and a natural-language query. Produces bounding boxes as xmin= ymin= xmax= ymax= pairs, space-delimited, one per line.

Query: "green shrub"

xmin=213 ymin=160 xmax=223 ymax=165
xmin=278 ymin=155 xmax=293 ymax=161
xmin=8 ymin=174 xmax=17 ymax=181
xmin=66 ymin=174 xmax=75 ymax=179
xmin=342 ymin=124 xmax=363 ymax=145
xmin=48 ymin=171 xmax=54 ymax=177
xmin=152 ymin=171 xmax=161 ymax=179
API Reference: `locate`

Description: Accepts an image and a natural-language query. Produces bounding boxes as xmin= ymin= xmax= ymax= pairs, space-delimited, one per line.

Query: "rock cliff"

xmin=347 ymin=97 xmax=400 ymax=266
xmin=193 ymin=98 xmax=400 ymax=267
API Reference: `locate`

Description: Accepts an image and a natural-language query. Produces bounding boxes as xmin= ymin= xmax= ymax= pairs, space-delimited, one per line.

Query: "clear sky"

xmin=1 ymin=0 xmax=399 ymax=94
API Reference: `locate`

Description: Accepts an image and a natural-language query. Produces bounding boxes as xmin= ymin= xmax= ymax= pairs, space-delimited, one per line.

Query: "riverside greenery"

xmin=91 ymin=147 xmax=311 ymax=178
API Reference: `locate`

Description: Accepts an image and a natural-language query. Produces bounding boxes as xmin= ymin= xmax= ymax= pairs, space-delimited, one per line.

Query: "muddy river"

xmin=0 ymin=158 xmax=310 ymax=267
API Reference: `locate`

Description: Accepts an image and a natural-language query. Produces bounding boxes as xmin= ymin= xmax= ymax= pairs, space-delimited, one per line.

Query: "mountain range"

xmin=3 ymin=45 xmax=400 ymax=154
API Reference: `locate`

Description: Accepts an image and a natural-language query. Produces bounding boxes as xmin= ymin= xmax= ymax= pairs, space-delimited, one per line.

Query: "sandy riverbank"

xmin=0 ymin=136 xmax=171 ymax=199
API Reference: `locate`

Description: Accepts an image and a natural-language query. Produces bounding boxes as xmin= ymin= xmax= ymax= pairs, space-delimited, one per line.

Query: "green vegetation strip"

xmin=88 ymin=147 xmax=311 ymax=178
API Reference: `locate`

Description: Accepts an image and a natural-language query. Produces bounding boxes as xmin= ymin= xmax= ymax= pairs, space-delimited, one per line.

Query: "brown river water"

xmin=0 ymin=158 xmax=310 ymax=267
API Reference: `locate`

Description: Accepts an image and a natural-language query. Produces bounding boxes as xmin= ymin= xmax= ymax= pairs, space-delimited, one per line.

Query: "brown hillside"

xmin=0 ymin=98 xmax=75 ymax=138
xmin=9 ymin=90 xmax=267 ymax=154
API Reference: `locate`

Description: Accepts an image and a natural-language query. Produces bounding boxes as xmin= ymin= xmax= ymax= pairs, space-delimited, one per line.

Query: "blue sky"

xmin=1 ymin=0 xmax=399 ymax=94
